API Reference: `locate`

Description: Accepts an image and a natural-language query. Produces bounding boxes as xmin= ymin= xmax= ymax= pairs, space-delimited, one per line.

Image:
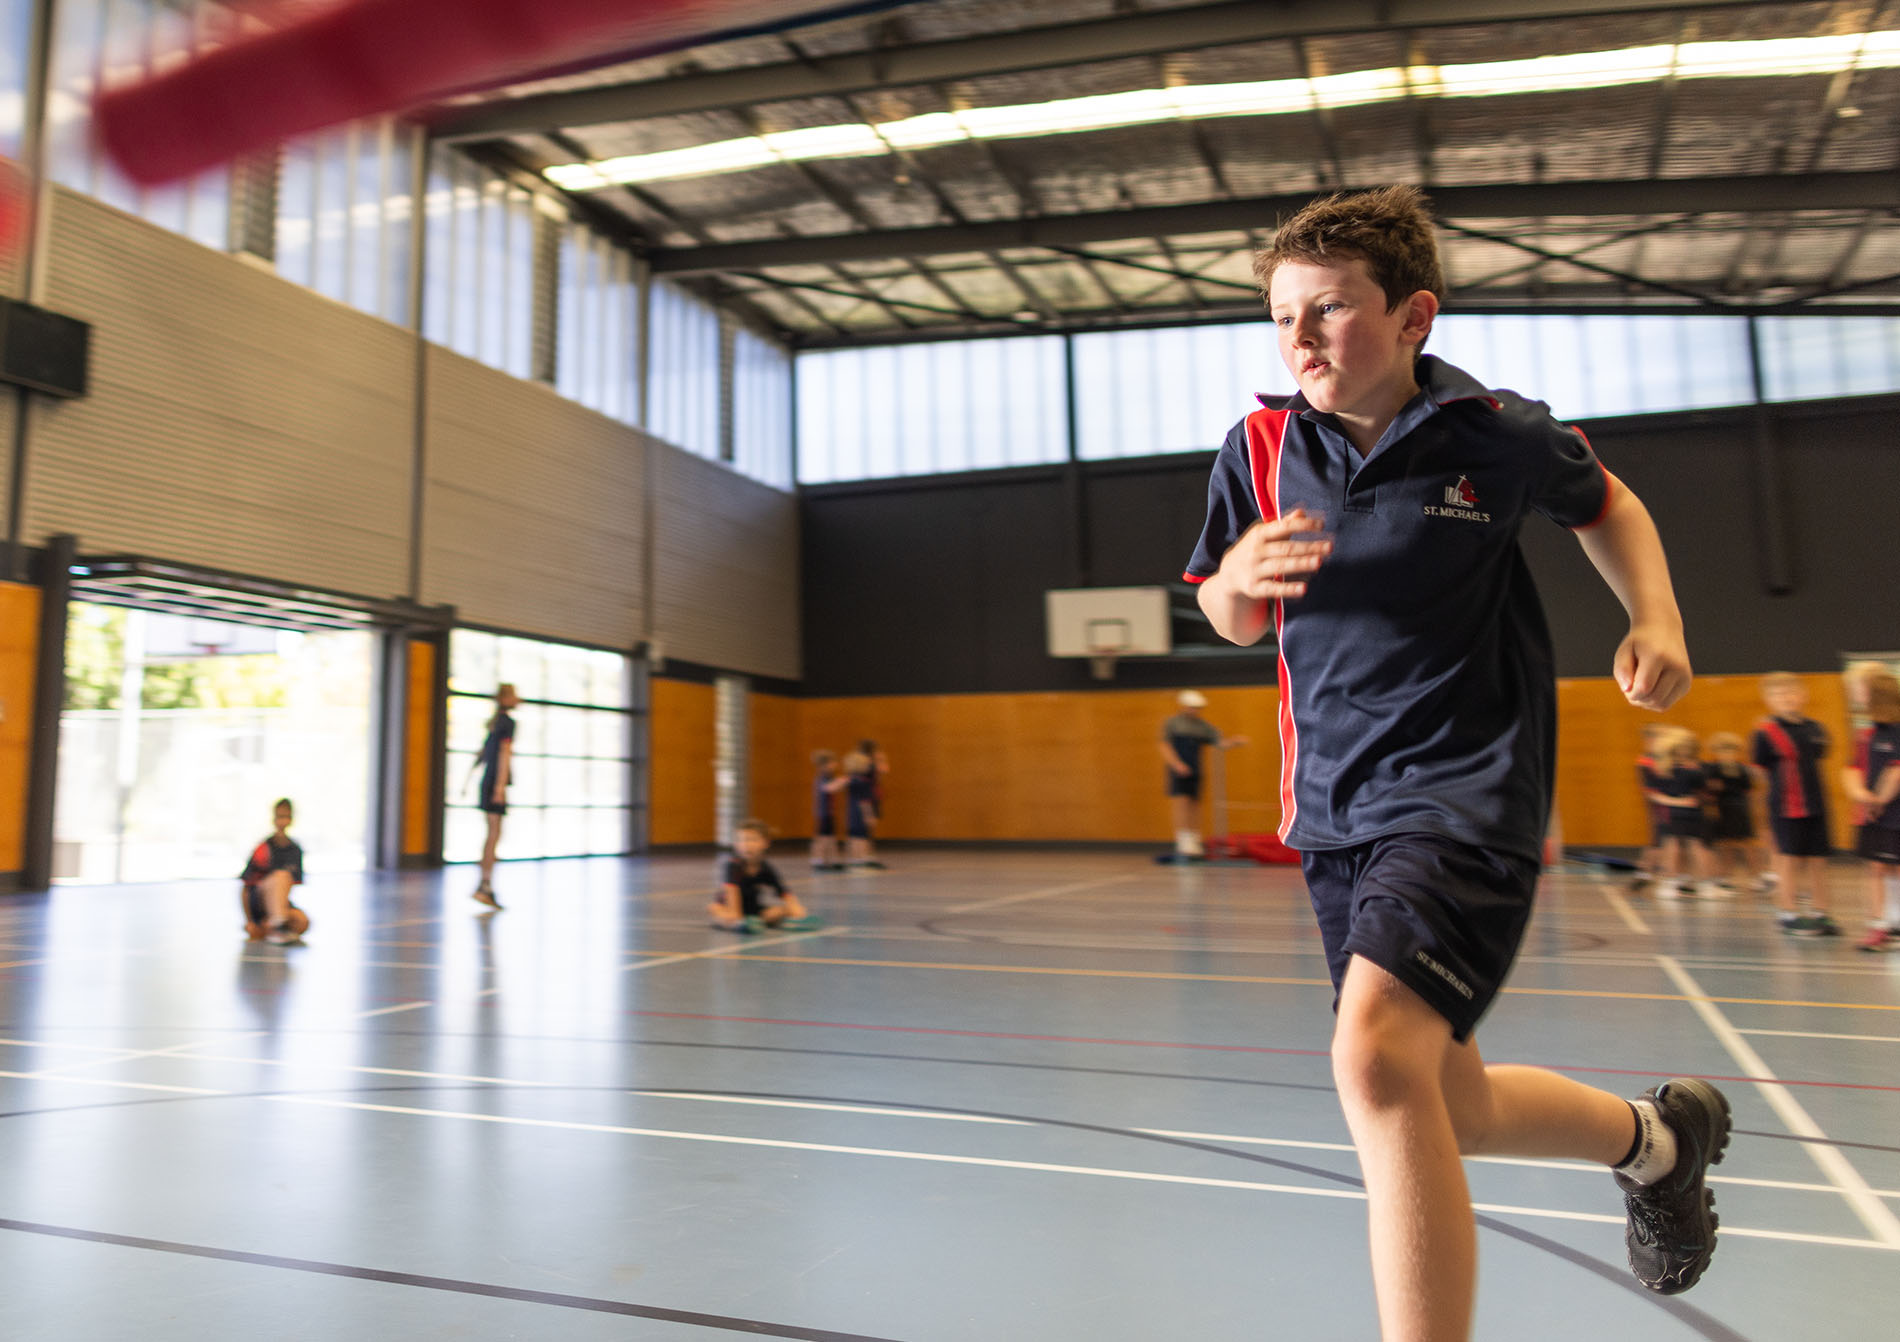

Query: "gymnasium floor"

xmin=0 ymin=851 xmax=1893 ymax=1341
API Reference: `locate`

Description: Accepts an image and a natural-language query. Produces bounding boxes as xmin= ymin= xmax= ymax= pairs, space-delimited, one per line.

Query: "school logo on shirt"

xmin=1423 ymin=474 xmax=1491 ymax=522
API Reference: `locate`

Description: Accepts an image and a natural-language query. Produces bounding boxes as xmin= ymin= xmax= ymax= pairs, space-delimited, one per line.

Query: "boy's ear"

xmin=1400 ymin=290 xmax=1438 ymax=345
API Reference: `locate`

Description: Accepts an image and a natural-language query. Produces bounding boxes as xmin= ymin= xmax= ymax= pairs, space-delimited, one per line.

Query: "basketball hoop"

xmin=1086 ymin=627 xmax=1128 ymax=681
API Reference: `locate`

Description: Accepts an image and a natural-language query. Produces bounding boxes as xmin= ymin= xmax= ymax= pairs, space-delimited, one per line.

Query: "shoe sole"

xmin=1647 ymin=1078 xmax=1732 ymax=1296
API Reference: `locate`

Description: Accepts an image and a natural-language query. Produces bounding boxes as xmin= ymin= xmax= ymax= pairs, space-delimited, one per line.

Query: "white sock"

xmin=1886 ymin=875 xmax=1900 ymax=925
xmin=1616 ymin=1099 xmax=1680 ymax=1185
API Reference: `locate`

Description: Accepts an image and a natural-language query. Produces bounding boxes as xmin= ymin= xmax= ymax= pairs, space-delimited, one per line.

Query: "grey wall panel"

xmin=652 ymin=447 xmax=799 ymax=680
xmin=24 ymin=190 xmax=413 ymax=596
xmin=421 ymin=345 xmax=645 ymax=648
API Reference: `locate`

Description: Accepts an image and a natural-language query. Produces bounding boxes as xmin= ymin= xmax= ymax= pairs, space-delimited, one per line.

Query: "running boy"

xmin=1752 ymin=673 xmax=1838 ymax=936
xmin=1187 ymin=186 xmax=1727 ymax=1340
xmin=709 ymin=819 xmax=819 ymax=933
xmin=241 ymin=798 xmax=309 ymax=945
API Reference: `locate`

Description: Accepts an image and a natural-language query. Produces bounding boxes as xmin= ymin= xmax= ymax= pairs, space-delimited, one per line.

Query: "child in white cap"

xmin=1159 ymin=690 xmax=1245 ymax=860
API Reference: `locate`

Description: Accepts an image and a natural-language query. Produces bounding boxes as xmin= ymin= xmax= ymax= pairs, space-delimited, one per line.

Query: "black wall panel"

xmin=801 ymin=396 xmax=1900 ymax=697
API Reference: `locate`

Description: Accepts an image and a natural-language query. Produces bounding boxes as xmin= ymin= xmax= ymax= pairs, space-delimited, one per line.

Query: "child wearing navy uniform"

xmin=241 ymin=798 xmax=308 ymax=945
xmin=1158 ymin=690 xmax=1245 ymax=860
xmin=809 ymin=750 xmax=847 ymax=871
xmin=1188 ymin=186 xmax=1728 ymax=1336
xmin=1846 ymin=668 xmax=1900 ymax=951
xmin=1752 ymin=673 xmax=1837 ymax=936
xmin=1703 ymin=732 xmax=1763 ymax=889
xmin=468 ymin=683 xmax=519 ymax=911
xmin=1646 ymin=730 xmax=1717 ymax=897
xmin=709 ymin=819 xmax=818 ymax=933
xmin=841 ymin=749 xmax=885 ymax=870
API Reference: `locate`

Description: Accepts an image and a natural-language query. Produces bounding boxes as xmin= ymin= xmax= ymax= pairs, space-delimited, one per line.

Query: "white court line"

xmin=635 ymin=1091 xmax=1029 ymax=1125
xmin=1656 ymin=954 xmax=1900 ymax=1249
xmin=23 ymin=1032 xmax=270 ymax=1078
xmin=260 ymin=1092 xmax=1899 ymax=1252
xmin=0 ymin=1069 xmax=223 ymax=1096
xmin=352 ymin=928 xmax=848 ymax=1019
xmin=1598 ymin=887 xmax=1652 ymax=935
xmin=619 ymin=925 xmax=849 ymax=974
xmin=1 ymin=1062 xmax=1894 ymax=1246
xmin=1740 ymin=1028 xmax=1900 ymax=1045
xmin=942 ymin=875 xmax=1144 ymax=916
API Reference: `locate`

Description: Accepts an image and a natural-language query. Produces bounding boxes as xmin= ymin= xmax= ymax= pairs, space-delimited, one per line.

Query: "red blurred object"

xmin=1208 ymin=833 xmax=1300 ymax=865
xmin=0 ymin=158 xmax=26 ymax=259
xmin=94 ymin=0 xmax=697 ymax=187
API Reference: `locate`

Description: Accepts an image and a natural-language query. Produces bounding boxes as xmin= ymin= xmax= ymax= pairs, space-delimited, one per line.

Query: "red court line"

xmin=623 ymin=1008 xmax=1900 ymax=1093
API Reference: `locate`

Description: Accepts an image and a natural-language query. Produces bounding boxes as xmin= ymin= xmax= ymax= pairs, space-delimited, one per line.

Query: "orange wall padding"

xmin=732 ymin=672 xmax=1856 ymax=850
xmin=401 ymin=638 xmax=437 ymax=858
xmin=650 ymin=677 xmax=717 ymax=845
xmin=0 ymin=583 xmax=39 ymax=873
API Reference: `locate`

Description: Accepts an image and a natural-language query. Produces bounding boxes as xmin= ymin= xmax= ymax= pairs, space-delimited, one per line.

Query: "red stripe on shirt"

xmin=1244 ymin=408 xmax=1297 ymax=841
xmin=1759 ymin=719 xmax=1812 ymax=819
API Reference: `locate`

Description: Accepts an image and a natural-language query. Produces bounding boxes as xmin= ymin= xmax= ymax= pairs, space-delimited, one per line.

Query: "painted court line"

xmin=722 ymin=951 xmax=1900 ymax=1011
xmin=1598 ymin=886 xmax=1652 ymax=935
xmin=1740 ymin=1028 xmax=1900 ymax=1045
xmin=259 ymin=1092 xmax=1898 ymax=1253
xmin=943 ymin=874 xmax=1145 ymax=916
xmin=1656 ymin=954 xmax=1900 ymax=1250
xmin=0 ymin=1069 xmax=224 ymax=1096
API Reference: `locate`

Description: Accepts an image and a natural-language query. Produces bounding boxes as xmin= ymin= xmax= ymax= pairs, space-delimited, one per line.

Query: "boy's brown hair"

xmin=813 ymin=749 xmax=835 ymax=767
xmin=1253 ymin=185 xmax=1448 ymax=315
xmin=735 ymin=818 xmax=771 ymax=840
xmin=1760 ymin=671 xmax=1802 ymax=697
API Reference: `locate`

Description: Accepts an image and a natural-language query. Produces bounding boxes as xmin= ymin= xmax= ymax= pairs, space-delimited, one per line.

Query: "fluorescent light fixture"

xmin=545 ymin=30 xmax=1900 ymax=191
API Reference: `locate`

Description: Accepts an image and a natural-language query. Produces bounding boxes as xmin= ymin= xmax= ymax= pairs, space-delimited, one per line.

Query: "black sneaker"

xmin=1616 ymin=1078 xmax=1731 ymax=1295
xmin=1810 ymin=914 xmax=1841 ymax=937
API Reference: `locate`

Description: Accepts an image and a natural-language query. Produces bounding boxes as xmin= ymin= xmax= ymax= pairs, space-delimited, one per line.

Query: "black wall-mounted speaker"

xmin=0 ymin=297 xmax=90 ymax=398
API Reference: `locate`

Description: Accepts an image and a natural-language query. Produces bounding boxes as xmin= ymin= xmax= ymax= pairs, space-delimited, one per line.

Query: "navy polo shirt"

xmin=1184 ymin=355 xmax=1610 ymax=861
xmin=1752 ymin=715 xmax=1829 ymax=820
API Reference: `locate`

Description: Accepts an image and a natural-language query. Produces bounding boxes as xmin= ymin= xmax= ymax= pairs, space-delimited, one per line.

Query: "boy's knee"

xmin=1331 ymin=1006 xmax=1445 ymax=1116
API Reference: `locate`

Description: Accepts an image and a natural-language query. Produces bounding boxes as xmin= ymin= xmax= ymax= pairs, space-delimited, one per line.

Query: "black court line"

xmin=0 ymin=1216 xmax=905 ymax=1341
xmin=0 ymin=1081 xmax=1758 ymax=1341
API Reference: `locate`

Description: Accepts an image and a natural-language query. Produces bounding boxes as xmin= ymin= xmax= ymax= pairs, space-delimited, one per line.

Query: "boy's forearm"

xmin=1196 ymin=570 xmax=1270 ymax=647
xmin=1575 ymin=477 xmax=1682 ymax=633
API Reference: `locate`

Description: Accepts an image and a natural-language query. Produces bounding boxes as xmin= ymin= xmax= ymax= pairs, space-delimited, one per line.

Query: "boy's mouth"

xmin=1301 ymin=358 xmax=1329 ymax=374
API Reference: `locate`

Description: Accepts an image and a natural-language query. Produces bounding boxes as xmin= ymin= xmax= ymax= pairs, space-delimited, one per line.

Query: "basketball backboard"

xmin=1045 ymin=587 xmax=1172 ymax=660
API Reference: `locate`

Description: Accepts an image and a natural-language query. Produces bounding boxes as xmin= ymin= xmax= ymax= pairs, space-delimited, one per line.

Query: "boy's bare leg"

xmin=480 ymin=815 xmax=503 ymax=885
xmin=261 ymin=870 xmax=294 ymax=925
xmin=1333 ymin=958 xmax=1638 ymax=1342
xmin=1803 ymin=856 xmax=1830 ymax=914
xmin=1772 ymin=850 xmax=1798 ymax=913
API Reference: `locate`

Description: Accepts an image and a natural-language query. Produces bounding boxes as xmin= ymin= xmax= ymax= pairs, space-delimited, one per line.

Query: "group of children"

xmin=705 ymin=739 xmax=889 ymax=933
xmin=1634 ymin=668 xmax=1900 ymax=950
xmin=808 ymin=741 xmax=889 ymax=872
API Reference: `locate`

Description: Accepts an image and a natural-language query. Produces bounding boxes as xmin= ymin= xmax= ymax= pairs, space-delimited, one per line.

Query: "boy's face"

xmin=1765 ymin=681 xmax=1807 ymax=717
xmin=273 ymin=805 xmax=293 ymax=832
xmin=1268 ymin=256 xmax=1434 ymax=420
xmin=1713 ymin=743 xmax=1740 ymax=763
xmin=735 ymin=829 xmax=768 ymax=861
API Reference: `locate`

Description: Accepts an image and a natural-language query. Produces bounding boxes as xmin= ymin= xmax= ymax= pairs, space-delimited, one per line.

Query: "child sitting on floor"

xmin=709 ymin=819 xmax=821 ymax=934
xmin=241 ymin=798 xmax=310 ymax=945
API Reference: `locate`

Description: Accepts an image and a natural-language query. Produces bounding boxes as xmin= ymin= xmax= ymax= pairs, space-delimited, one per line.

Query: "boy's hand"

xmin=1615 ymin=622 xmax=1691 ymax=710
xmin=1221 ymin=510 xmax=1333 ymax=600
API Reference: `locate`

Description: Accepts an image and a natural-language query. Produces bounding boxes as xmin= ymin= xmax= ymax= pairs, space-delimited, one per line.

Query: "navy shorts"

xmin=1301 ymin=832 xmax=1540 ymax=1042
xmin=1659 ymin=808 xmax=1707 ymax=842
xmin=1167 ymin=771 xmax=1203 ymax=800
xmin=1770 ymin=815 xmax=1829 ymax=857
xmin=1710 ymin=807 xmax=1753 ymax=842
xmin=1857 ymin=823 xmax=1900 ymax=864
xmin=846 ymin=801 xmax=871 ymax=840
